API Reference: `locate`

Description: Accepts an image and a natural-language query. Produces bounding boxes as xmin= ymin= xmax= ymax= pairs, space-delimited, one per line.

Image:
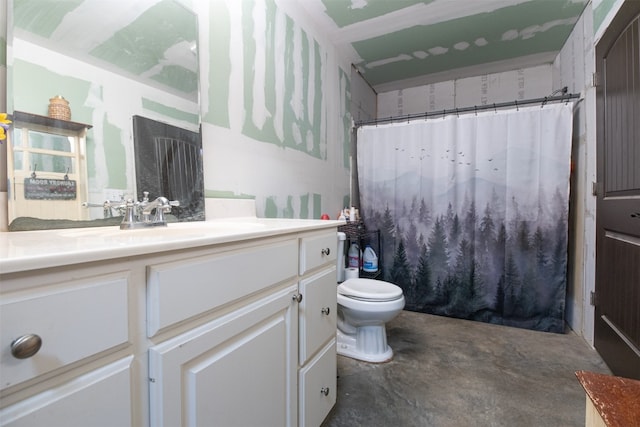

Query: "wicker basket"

xmin=48 ymin=96 xmax=71 ymax=121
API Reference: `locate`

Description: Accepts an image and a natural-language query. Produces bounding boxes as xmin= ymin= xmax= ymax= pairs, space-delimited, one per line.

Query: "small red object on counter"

xmin=320 ymin=214 xmax=330 ymax=220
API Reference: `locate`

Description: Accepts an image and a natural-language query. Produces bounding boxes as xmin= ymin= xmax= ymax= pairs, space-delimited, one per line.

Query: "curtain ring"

xmin=474 ymin=105 xmax=478 ymax=116
xmin=541 ymin=97 xmax=548 ymax=108
xmin=493 ymin=103 xmax=497 ymax=113
xmin=456 ymin=108 xmax=459 ymax=118
xmin=515 ymin=100 xmax=519 ymax=111
xmin=442 ymin=109 xmax=446 ymax=120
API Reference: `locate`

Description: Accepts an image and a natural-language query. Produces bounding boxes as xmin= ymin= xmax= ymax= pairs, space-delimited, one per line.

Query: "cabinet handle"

xmin=321 ymin=307 xmax=330 ymax=315
xmin=11 ymin=334 xmax=42 ymax=359
xmin=321 ymin=248 xmax=331 ymax=256
xmin=321 ymin=387 xmax=330 ymax=396
xmin=292 ymin=293 xmax=303 ymax=303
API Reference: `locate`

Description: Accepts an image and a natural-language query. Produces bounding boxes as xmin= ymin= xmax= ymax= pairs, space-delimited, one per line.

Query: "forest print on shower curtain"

xmin=357 ymin=104 xmax=573 ymax=333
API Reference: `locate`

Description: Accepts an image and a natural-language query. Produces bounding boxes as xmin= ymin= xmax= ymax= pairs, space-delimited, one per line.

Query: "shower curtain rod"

xmin=354 ymin=92 xmax=580 ymax=127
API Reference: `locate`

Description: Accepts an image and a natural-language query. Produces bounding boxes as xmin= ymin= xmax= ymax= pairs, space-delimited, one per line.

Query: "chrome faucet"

xmin=119 ymin=191 xmax=180 ymax=230
xmin=82 ymin=198 xmax=127 ymax=218
xmin=142 ymin=196 xmax=171 ymax=224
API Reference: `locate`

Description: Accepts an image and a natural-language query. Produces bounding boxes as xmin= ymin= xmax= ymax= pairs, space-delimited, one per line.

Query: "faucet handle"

xmin=120 ymin=199 xmax=139 ymax=229
xmin=169 ymin=200 xmax=180 ymax=207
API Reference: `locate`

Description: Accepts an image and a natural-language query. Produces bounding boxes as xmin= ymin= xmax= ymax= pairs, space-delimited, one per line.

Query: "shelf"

xmin=338 ymin=221 xmax=366 ymax=238
xmin=340 ymin=223 xmax=383 ymax=280
xmin=360 ymin=270 xmax=383 ymax=280
xmin=13 ymin=111 xmax=93 ymax=132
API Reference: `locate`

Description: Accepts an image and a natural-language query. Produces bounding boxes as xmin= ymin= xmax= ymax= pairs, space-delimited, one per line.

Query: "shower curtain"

xmin=357 ymin=103 xmax=573 ymax=333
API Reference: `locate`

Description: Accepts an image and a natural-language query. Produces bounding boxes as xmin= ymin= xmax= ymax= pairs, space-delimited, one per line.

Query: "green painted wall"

xmin=12 ymin=60 xmax=92 ymax=122
xmin=141 ymin=98 xmax=199 ymax=126
xmin=202 ymin=0 xmax=351 ymax=219
xmin=13 ymin=0 xmax=82 ymax=38
xmin=205 ymin=0 xmax=231 ymax=128
xmin=206 ymin=0 xmax=327 ymax=158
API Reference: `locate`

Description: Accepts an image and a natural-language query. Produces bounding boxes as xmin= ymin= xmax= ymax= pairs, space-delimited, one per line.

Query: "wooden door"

xmin=594 ymin=0 xmax=640 ymax=380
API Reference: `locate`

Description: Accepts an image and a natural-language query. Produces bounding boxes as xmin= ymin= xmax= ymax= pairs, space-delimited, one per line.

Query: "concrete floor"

xmin=322 ymin=310 xmax=611 ymax=427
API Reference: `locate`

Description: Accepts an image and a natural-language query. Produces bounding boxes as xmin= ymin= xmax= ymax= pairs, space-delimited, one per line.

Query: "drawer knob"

xmin=321 ymin=307 xmax=331 ymax=315
xmin=292 ymin=293 xmax=303 ymax=303
xmin=11 ymin=334 xmax=42 ymax=359
xmin=321 ymin=387 xmax=330 ymax=396
xmin=321 ymin=248 xmax=331 ymax=256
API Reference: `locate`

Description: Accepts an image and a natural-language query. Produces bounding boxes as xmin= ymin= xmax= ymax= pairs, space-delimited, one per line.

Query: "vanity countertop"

xmin=0 ymin=218 xmax=344 ymax=274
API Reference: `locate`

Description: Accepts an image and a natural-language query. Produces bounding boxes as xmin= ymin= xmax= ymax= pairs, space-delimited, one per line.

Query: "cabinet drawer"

xmin=299 ymin=338 xmax=336 ymax=427
xmin=299 ymin=232 xmax=337 ymax=275
xmin=0 ymin=356 xmax=133 ymax=427
xmin=299 ymin=267 xmax=337 ymax=365
xmin=0 ymin=277 xmax=129 ymax=390
xmin=147 ymin=239 xmax=298 ymax=336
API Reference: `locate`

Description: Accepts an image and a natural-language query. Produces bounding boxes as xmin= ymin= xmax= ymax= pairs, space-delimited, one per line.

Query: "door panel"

xmin=595 ymin=1 xmax=640 ymax=380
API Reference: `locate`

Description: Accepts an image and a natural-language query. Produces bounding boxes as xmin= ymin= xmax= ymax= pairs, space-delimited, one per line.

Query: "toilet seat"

xmin=338 ymin=278 xmax=403 ymax=302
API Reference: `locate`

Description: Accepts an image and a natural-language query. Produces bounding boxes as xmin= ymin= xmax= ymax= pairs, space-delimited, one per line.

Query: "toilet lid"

xmin=338 ymin=278 xmax=403 ymax=302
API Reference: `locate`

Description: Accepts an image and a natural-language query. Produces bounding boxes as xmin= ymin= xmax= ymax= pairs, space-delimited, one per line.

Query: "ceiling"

xmin=298 ymin=0 xmax=589 ymax=93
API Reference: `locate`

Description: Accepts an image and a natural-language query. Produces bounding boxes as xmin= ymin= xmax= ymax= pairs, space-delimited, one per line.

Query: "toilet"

xmin=336 ymin=232 xmax=405 ymax=363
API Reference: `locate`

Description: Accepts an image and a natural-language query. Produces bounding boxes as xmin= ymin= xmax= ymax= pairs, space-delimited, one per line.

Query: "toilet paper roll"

xmin=345 ymin=267 xmax=359 ymax=280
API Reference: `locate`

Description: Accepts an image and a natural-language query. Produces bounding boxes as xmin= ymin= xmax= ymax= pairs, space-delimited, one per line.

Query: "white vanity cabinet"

xmin=0 ymin=221 xmax=340 ymax=427
xmin=0 ymin=269 xmax=134 ymax=427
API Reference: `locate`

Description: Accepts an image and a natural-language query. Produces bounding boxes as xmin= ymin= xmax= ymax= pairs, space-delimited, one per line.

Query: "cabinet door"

xmin=149 ymin=284 xmax=298 ymax=427
xmin=299 ymin=339 xmax=337 ymax=427
xmin=0 ymin=356 xmax=133 ymax=427
xmin=299 ymin=267 xmax=337 ymax=364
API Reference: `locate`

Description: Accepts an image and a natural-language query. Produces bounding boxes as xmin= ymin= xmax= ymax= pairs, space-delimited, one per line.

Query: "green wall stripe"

xmin=341 ymin=67 xmax=351 ymax=169
xmin=103 ymin=118 xmax=126 ymax=188
xmin=321 ymin=0 xmax=429 ymax=28
xmin=0 ymin=37 xmax=6 ymax=67
xmin=284 ymin=195 xmax=294 ymax=218
xmin=265 ymin=196 xmax=278 ymax=218
xmin=204 ymin=190 xmax=256 ymax=199
xmin=12 ymin=59 xmax=92 ymax=122
xmin=13 ymin=0 xmax=82 ymax=38
xmin=313 ymin=193 xmax=321 ymax=219
xmin=593 ymin=0 xmax=617 ymax=34
xmin=205 ymin=0 xmax=231 ymax=127
xmin=141 ymin=98 xmax=199 ymax=125
xmin=300 ymin=193 xmax=310 ymax=219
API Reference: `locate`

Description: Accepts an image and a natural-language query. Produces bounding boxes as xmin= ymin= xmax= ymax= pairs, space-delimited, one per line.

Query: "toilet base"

xmin=336 ymin=327 xmax=394 ymax=363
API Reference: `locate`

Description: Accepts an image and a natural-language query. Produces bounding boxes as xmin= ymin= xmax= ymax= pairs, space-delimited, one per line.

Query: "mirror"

xmin=7 ymin=0 xmax=201 ymax=230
